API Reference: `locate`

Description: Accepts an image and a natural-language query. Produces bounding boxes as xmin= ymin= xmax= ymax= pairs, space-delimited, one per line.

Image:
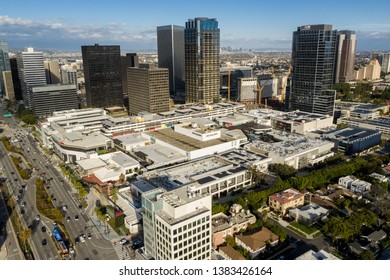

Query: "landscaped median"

xmin=35 ymin=178 xmax=63 ymax=223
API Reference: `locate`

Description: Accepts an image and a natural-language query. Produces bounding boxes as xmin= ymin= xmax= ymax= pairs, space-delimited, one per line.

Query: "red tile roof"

xmin=268 ymin=188 xmax=304 ymax=205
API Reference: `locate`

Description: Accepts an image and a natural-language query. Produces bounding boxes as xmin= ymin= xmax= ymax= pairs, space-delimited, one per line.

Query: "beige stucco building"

xmin=268 ymin=188 xmax=305 ymax=215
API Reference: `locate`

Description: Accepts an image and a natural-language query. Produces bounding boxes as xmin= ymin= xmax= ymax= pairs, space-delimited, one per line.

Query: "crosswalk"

xmin=113 ymin=242 xmax=134 ymax=260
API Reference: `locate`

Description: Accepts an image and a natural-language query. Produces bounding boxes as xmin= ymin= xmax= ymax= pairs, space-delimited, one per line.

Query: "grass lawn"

xmin=289 ymin=221 xmax=319 ymax=235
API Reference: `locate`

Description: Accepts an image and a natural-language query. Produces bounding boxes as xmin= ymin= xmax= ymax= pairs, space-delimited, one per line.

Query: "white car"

xmin=79 ymin=235 xmax=85 ymax=243
xmin=69 ymin=247 xmax=75 ymax=254
xmin=119 ymin=238 xmax=128 ymax=245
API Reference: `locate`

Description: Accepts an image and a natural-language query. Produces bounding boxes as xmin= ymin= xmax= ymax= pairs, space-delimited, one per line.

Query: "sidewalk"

xmin=0 ymin=237 xmax=7 ymax=260
xmin=86 ymin=189 xmax=120 ymax=242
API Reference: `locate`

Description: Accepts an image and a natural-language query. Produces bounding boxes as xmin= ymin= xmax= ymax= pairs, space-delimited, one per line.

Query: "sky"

xmin=1 ymin=0 xmax=389 ymax=51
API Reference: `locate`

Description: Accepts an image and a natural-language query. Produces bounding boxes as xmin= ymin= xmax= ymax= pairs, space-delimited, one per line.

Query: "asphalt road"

xmin=0 ymin=188 xmax=24 ymax=260
xmin=1 ymin=109 xmax=118 ymax=260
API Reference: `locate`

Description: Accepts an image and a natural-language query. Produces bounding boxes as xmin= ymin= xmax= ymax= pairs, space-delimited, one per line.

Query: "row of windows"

xmin=173 ymin=243 xmax=210 ymax=259
xmin=173 ymin=232 xmax=209 ymax=250
xmin=173 ymin=216 xmax=210 ymax=236
xmin=173 ymin=224 xmax=210 ymax=243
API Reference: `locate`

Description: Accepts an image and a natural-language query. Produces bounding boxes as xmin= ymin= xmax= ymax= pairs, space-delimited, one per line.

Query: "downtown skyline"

xmin=1 ymin=0 xmax=389 ymax=51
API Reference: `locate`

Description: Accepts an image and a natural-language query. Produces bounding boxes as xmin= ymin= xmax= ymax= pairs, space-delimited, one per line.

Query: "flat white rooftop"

xmin=134 ymin=143 xmax=187 ymax=170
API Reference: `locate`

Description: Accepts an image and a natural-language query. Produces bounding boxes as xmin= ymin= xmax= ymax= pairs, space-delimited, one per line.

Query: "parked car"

xmin=119 ymin=238 xmax=128 ymax=245
xmin=132 ymin=239 xmax=144 ymax=250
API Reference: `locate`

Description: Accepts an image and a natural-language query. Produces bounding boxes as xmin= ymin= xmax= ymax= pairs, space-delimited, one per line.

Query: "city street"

xmin=1 ymin=106 xmax=119 ymax=260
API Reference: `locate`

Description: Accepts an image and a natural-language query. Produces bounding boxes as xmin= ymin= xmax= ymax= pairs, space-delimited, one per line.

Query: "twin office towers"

xmin=82 ymin=17 xmax=220 ymax=115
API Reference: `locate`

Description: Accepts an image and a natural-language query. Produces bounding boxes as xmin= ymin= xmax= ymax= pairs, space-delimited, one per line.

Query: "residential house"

xmin=235 ymin=227 xmax=279 ymax=259
xmin=369 ymin=173 xmax=388 ymax=183
xmin=212 ymin=204 xmax=256 ymax=248
xmin=268 ymin=188 xmax=305 ymax=215
xmin=218 ymin=245 xmax=246 ymax=260
xmin=288 ymin=203 xmax=329 ymax=226
xmin=338 ymin=175 xmax=371 ymax=194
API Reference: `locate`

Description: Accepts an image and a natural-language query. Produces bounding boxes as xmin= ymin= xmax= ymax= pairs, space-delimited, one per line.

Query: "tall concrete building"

xmin=0 ymin=40 xmax=11 ymax=96
xmin=31 ymin=84 xmax=78 ymax=117
xmin=290 ymin=24 xmax=337 ymax=116
xmin=220 ymin=66 xmax=252 ymax=100
xmin=127 ymin=64 xmax=170 ymax=115
xmin=334 ymin=30 xmax=356 ymax=83
xmin=237 ymin=77 xmax=257 ymax=104
xmin=44 ymin=60 xmax=61 ymax=84
xmin=60 ymin=66 xmax=77 ymax=84
xmin=381 ymin=53 xmax=389 ymax=74
xmin=9 ymin=57 xmax=23 ymax=100
xmin=354 ymin=59 xmax=381 ymax=81
xmin=185 ymin=18 xmax=220 ymax=104
xmin=157 ymin=25 xmax=185 ymax=95
xmin=371 ymin=52 xmax=390 ymax=73
xmin=2 ymin=71 xmax=15 ymax=101
xmin=121 ymin=53 xmax=139 ymax=96
xmin=81 ymin=44 xmax=123 ymax=108
xmin=142 ymin=187 xmax=212 ymax=260
xmin=17 ymin=47 xmax=47 ymax=109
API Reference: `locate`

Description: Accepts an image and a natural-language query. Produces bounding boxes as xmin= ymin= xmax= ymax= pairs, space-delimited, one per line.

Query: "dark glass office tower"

xmin=157 ymin=25 xmax=185 ymax=95
xmin=10 ymin=57 xmax=23 ymax=100
xmin=0 ymin=40 xmax=11 ymax=96
xmin=185 ymin=18 xmax=220 ymax=104
xmin=334 ymin=30 xmax=356 ymax=83
xmin=290 ymin=24 xmax=337 ymax=116
xmin=82 ymin=44 xmax=123 ymax=108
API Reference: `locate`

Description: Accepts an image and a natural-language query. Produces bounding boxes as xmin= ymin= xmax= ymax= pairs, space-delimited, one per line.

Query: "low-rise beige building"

xmin=218 ymin=245 xmax=246 ymax=260
xmin=212 ymin=204 xmax=256 ymax=248
xmin=235 ymin=227 xmax=279 ymax=259
xmin=268 ymin=188 xmax=304 ymax=215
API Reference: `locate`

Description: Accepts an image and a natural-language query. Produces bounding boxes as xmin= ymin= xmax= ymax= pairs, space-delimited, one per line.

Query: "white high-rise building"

xmin=142 ymin=187 xmax=212 ymax=260
xmin=61 ymin=66 xmax=77 ymax=84
xmin=17 ymin=47 xmax=47 ymax=109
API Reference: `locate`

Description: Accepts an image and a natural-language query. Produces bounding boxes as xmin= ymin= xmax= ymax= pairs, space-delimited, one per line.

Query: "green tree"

xmin=359 ymin=251 xmax=375 ymax=260
xmin=225 ymin=236 xmax=236 ymax=247
xmin=19 ymin=229 xmax=32 ymax=251
xmin=212 ymin=202 xmax=230 ymax=215
xmin=110 ymin=187 xmax=119 ymax=204
xmin=21 ymin=114 xmax=37 ymax=125
xmin=269 ymin=164 xmax=296 ymax=180
xmin=95 ymin=206 xmax=107 ymax=221
xmin=35 ymin=178 xmax=44 ymax=187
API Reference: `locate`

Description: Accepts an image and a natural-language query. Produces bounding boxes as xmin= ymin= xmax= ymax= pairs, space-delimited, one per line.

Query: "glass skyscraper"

xmin=82 ymin=44 xmax=123 ymax=108
xmin=0 ymin=40 xmax=11 ymax=96
xmin=185 ymin=18 xmax=220 ymax=104
xmin=157 ymin=25 xmax=185 ymax=95
xmin=290 ymin=24 xmax=337 ymax=116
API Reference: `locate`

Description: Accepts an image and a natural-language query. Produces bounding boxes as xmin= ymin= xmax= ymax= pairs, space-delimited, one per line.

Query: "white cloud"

xmin=0 ymin=15 xmax=156 ymax=45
